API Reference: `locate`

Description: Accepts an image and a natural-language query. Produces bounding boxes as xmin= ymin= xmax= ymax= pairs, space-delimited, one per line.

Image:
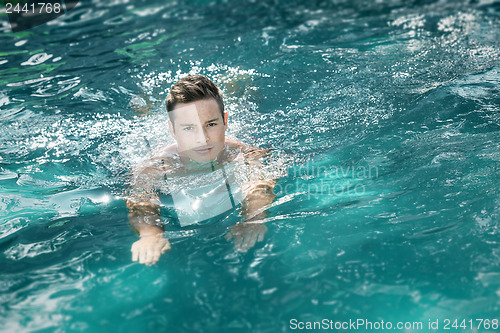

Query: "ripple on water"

xmin=0 ymin=0 xmax=499 ymax=330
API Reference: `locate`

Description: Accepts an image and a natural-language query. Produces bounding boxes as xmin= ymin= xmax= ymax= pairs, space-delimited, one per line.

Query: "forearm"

xmin=242 ymin=182 xmax=276 ymax=221
xmin=129 ymin=214 xmax=163 ymax=236
xmin=228 ymin=182 xmax=273 ymax=252
xmin=128 ymin=211 xmax=170 ymax=266
xmin=127 ymin=201 xmax=163 ymax=236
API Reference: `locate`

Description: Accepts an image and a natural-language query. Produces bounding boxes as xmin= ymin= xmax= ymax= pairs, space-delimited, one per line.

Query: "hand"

xmin=131 ymin=234 xmax=171 ymax=265
xmin=128 ymin=94 xmax=153 ymax=114
xmin=225 ymin=222 xmax=268 ymax=252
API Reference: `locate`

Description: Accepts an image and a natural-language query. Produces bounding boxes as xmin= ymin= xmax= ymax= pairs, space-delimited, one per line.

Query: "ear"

xmin=168 ymin=120 xmax=177 ymax=140
xmin=224 ymin=112 xmax=228 ymax=131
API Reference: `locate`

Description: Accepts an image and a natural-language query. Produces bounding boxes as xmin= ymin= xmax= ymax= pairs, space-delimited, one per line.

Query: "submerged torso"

xmin=146 ymin=139 xmax=269 ymax=228
xmin=158 ymin=162 xmax=244 ymax=227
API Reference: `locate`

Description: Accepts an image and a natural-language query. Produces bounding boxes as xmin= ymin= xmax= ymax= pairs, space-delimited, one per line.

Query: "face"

xmin=169 ymin=98 xmax=228 ymax=163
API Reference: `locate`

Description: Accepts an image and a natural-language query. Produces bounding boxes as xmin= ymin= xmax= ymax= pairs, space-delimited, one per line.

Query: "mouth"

xmin=193 ymin=147 xmax=213 ymax=154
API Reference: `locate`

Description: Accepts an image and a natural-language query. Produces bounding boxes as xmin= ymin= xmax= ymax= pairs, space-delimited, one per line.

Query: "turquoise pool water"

xmin=1 ymin=0 xmax=499 ymax=332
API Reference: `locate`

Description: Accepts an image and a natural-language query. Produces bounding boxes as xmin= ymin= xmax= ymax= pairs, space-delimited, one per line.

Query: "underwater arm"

xmin=225 ymin=144 xmax=278 ymax=251
xmin=241 ymin=181 xmax=277 ymax=221
xmin=241 ymin=147 xmax=278 ymax=221
xmin=127 ymin=161 xmax=171 ymax=265
xmin=225 ymin=181 xmax=276 ymax=252
xmin=127 ymin=201 xmax=170 ymax=266
xmin=225 ymin=180 xmax=276 ymax=252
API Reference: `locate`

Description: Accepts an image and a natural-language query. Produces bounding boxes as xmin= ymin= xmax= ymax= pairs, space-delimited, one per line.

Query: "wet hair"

xmin=166 ymin=74 xmax=224 ymax=124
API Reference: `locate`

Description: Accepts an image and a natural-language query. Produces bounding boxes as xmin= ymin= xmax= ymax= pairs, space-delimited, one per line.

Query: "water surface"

xmin=0 ymin=0 xmax=499 ymax=332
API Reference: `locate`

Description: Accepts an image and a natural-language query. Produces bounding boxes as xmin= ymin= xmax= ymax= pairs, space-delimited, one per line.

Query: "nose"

xmin=194 ymin=127 xmax=209 ymax=144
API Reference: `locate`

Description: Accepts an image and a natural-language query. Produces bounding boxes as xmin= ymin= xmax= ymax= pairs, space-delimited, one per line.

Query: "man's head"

xmin=166 ymin=74 xmax=224 ymax=122
xmin=166 ymin=75 xmax=228 ymax=163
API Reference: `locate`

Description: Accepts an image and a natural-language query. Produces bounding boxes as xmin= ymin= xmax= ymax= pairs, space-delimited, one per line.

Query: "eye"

xmin=183 ymin=126 xmax=194 ymax=131
xmin=207 ymin=122 xmax=217 ymax=127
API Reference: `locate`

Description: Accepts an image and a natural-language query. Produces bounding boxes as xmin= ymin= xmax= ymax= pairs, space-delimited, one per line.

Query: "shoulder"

xmin=224 ymin=138 xmax=245 ymax=150
xmin=153 ymin=143 xmax=178 ymax=158
xmin=224 ymin=138 xmax=270 ymax=163
xmin=134 ymin=144 xmax=179 ymax=177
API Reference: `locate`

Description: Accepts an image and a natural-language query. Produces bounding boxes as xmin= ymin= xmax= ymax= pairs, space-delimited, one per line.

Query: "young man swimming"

xmin=126 ymin=74 xmax=277 ymax=266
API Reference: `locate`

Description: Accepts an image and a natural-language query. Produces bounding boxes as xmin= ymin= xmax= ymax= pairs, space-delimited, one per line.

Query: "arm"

xmin=128 ymin=202 xmax=170 ymax=266
xmin=127 ymin=160 xmax=171 ymax=265
xmin=128 ymin=92 xmax=154 ymax=115
xmin=241 ymin=181 xmax=276 ymax=221
xmin=225 ymin=148 xmax=278 ymax=252
xmin=241 ymin=147 xmax=277 ymax=221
